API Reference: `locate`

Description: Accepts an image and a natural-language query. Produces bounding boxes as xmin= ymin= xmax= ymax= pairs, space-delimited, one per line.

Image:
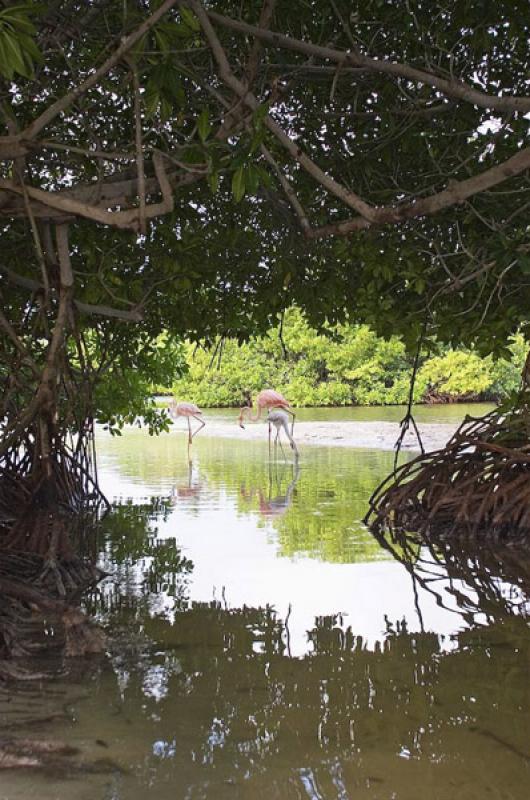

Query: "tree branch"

xmin=0 ymin=301 xmax=40 ymax=375
xmin=74 ymin=301 xmax=143 ymax=322
xmin=306 ymin=145 xmax=530 ymax=238
xmin=1 ymin=267 xmax=143 ymax=322
xmin=0 ymin=150 xmax=174 ymax=230
xmin=244 ymin=0 xmax=277 ymax=90
xmin=127 ymin=57 xmax=147 ymax=234
xmin=259 ymin=144 xmax=311 ymax=234
xmin=187 ymin=0 xmax=376 ymax=222
xmin=55 ymin=224 xmax=74 ymax=289
xmin=205 ymin=9 xmax=530 ymax=114
xmin=38 ymin=140 xmax=135 ymax=162
xmin=0 ymin=0 xmax=179 ymax=153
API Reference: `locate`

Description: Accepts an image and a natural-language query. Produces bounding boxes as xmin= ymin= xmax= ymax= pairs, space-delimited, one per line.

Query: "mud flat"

xmin=199 ymin=419 xmax=459 ymax=453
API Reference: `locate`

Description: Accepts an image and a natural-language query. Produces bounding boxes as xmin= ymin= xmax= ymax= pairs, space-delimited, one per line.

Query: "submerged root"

xmin=366 ymin=407 xmax=530 ymax=541
xmin=0 ymin=514 xmax=107 ymax=672
xmin=0 ymin=736 xmax=124 ymax=775
xmin=0 ymin=410 xmax=109 ymax=675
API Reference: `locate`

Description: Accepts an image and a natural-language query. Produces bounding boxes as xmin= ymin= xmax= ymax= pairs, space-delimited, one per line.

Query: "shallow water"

xmin=1 ymin=413 xmax=529 ymax=800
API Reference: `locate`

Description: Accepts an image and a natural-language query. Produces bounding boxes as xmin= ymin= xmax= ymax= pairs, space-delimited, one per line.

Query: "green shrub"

xmin=167 ymin=309 xmax=526 ymax=407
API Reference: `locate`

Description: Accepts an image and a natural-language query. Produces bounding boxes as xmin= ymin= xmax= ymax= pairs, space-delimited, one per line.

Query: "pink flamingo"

xmin=169 ymin=400 xmax=205 ymax=445
xmin=238 ymin=389 xmax=296 ymax=434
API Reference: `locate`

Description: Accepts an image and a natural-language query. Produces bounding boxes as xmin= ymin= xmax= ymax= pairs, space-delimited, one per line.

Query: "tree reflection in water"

xmin=371 ymin=525 xmax=530 ymax=627
xmin=1 ymin=495 xmax=529 ymax=799
xmin=80 ymin=504 xmax=530 ymax=799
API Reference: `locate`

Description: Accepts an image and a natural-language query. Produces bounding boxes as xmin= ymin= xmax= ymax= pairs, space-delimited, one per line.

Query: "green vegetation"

xmin=1 ymin=1 xmax=530 ymax=526
xmin=166 ymin=309 xmax=526 ymax=408
xmin=92 ymin=334 xmax=186 ymax=435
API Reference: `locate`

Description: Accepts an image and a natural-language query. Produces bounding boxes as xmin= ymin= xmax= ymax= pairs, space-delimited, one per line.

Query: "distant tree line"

xmin=158 ymin=309 xmax=526 ymax=408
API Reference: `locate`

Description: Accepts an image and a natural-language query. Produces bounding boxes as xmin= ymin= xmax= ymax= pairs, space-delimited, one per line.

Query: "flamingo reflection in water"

xmin=169 ymin=460 xmax=203 ymax=506
xmin=241 ymin=458 xmax=300 ymax=519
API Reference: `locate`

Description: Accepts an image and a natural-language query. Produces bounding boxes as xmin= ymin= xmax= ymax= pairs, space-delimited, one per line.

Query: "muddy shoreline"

xmin=197 ymin=419 xmax=459 ymax=453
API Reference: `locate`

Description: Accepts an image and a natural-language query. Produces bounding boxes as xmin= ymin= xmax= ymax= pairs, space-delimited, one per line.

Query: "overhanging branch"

xmin=188 ymin=0 xmax=376 ymax=222
xmin=0 ymin=0 xmax=180 ymax=154
xmin=1 ymin=267 xmax=143 ymax=322
xmin=205 ymin=8 xmax=530 ymax=114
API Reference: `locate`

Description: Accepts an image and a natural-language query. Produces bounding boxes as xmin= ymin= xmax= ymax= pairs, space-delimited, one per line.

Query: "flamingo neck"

xmin=282 ymin=420 xmax=298 ymax=454
xmin=240 ymin=404 xmax=262 ymax=424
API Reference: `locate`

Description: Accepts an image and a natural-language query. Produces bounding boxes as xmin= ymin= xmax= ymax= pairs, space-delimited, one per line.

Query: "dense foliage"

xmin=1 ymin=3 xmax=530 ymax=413
xmin=0 ymin=0 xmax=529 ymax=493
xmin=168 ymin=309 xmax=527 ymax=408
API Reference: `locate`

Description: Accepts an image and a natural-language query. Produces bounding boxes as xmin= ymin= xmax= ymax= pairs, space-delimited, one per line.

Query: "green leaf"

xmin=1 ymin=31 xmax=29 ymax=78
xmin=231 ymin=166 xmax=246 ymax=202
xmin=252 ymin=102 xmax=269 ymax=128
xmin=154 ymin=28 xmax=170 ymax=54
xmin=180 ymin=6 xmax=200 ymax=32
xmin=0 ymin=35 xmax=13 ymax=79
xmin=17 ymin=31 xmax=42 ymax=64
xmin=180 ymin=144 xmax=203 ymax=163
xmin=245 ymin=165 xmax=260 ymax=195
xmin=208 ymin=171 xmax=219 ymax=194
xmin=197 ymin=108 xmax=211 ymax=142
xmin=176 ymin=277 xmax=192 ymax=290
xmin=144 ymin=81 xmax=160 ymax=116
xmin=518 ymin=255 xmax=530 ymax=274
xmin=160 ymin=97 xmax=173 ymax=122
xmin=255 ymin=165 xmax=272 ymax=188
xmin=249 ymin=127 xmax=264 ymax=154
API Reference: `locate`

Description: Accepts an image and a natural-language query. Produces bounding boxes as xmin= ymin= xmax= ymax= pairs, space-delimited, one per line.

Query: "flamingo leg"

xmin=268 ymin=421 xmax=272 ymax=457
xmin=191 ymin=414 xmax=205 ymax=439
xmin=187 ymin=416 xmax=192 ymax=446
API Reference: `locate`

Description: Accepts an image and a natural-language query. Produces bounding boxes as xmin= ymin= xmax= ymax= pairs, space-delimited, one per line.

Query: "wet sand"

xmin=200 ymin=419 xmax=459 ymax=453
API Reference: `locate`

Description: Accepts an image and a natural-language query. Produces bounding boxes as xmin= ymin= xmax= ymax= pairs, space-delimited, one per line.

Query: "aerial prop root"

xmin=0 ymin=425 xmax=109 ymax=525
xmin=365 ymin=407 xmax=530 ymax=541
xmin=0 ymin=432 xmax=109 ymax=666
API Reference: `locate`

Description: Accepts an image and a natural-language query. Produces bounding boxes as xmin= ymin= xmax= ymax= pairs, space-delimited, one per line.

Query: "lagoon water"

xmin=1 ymin=405 xmax=528 ymax=799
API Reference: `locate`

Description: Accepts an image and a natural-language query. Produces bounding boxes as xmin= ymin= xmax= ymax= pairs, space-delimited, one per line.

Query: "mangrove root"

xmin=366 ymin=406 xmax=530 ymax=541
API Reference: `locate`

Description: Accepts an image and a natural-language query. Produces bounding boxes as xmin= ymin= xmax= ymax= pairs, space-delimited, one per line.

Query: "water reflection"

xmin=97 ymin=429 xmax=394 ymax=563
xmin=2 ymin=429 xmax=529 ymax=800
xmin=96 ymin=499 xmax=194 ymax=602
xmin=240 ymin=458 xmax=300 ymax=518
xmin=373 ymin=526 xmax=530 ymax=627
xmin=84 ymin=512 xmax=530 ymax=800
xmin=169 ymin=461 xmax=203 ymax=504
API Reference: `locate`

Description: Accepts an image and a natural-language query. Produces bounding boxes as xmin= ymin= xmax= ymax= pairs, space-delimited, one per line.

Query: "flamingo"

xmin=238 ymin=389 xmax=296 ymax=434
xmin=267 ymin=409 xmax=298 ymax=457
xmin=168 ymin=400 xmax=205 ymax=445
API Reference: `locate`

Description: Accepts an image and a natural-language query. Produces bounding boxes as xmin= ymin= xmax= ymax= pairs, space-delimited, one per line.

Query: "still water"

xmin=1 ymin=407 xmax=529 ymax=799
xmin=155 ymin=400 xmax=496 ymax=425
